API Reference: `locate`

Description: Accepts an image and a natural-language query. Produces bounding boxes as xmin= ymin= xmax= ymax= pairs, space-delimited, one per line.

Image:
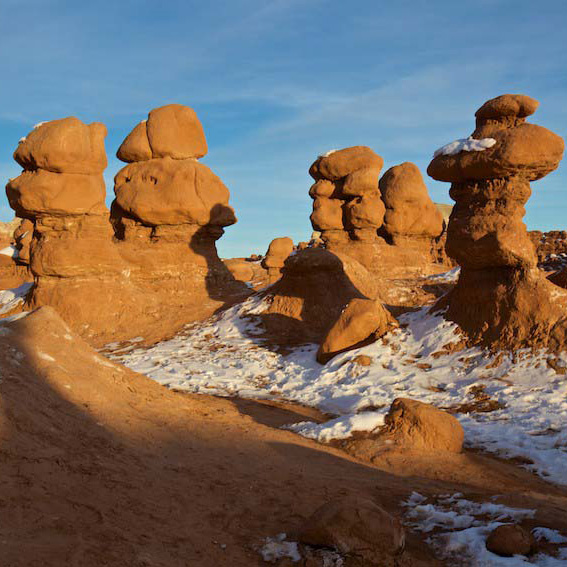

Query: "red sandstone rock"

xmin=486 ymin=524 xmax=535 ymax=557
xmin=344 ymin=194 xmax=385 ymax=230
xmin=310 ymin=196 xmax=344 ymax=231
xmin=382 ymin=398 xmax=464 ymax=453
xmin=257 ymin=248 xmax=381 ymax=346
xmin=428 ymin=123 xmax=564 ymax=183
xmin=317 ymin=298 xmax=397 ymax=363
xmin=14 ymin=117 xmax=107 ymax=175
xmin=342 ymin=166 xmax=381 ymax=196
xmin=146 ymin=104 xmax=208 ymax=160
xmin=261 ymin=236 xmax=294 ymax=283
xmin=298 ymin=495 xmax=405 ymax=565
xmin=116 ymin=121 xmax=152 ymax=163
xmin=114 ymin=158 xmax=236 ymax=227
xmin=7 ymin=170 xmax=107 ymax=218
xmin=309 ymin=146 xmax=383 ymax=181
xmin=428 ymin=94 xmax=567 ymax=350
xmin=380 ymin=162 xmax=443 ymax=238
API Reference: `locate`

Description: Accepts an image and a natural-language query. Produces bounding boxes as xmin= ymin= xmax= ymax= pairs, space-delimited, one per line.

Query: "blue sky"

xmin=1 ymin=0 xmax=566 ymax=257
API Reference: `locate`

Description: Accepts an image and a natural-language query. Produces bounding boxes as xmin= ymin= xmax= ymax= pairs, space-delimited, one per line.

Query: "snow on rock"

xmin=319 ymin=149 xmax=338 ymax=158
xmin=286 ymin=411 xmax=384 ymax=443
xmin=112 ymin=296 xmax=567 ymax=485
xmin=433 ymin=136 xmax=496 ymax=158
xmin=0 ymin=283 xmax=33 ymax=315
xmin=403 ymin=493 xmax=567 ymax=566
xmin=425 ymin=266 xmax=461 ymax=283
xmin=0 ymin=245 xmax=19 ymax=258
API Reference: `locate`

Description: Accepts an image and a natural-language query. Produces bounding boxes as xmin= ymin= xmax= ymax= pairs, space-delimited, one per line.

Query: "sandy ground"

xmin=1 ymin=308 xmax=567 ymax=566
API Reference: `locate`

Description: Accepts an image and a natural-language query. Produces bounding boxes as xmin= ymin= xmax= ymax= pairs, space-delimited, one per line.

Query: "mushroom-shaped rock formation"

xmin=307 ymin=148 xmax=452 ymax=290
xmin=428 ymin=94 xmax=567 ymax=349
xmin=4 ymin=108 xmax=248 ymax=345
xmin=6 ymin=118 xmax=118 ymax=282
xmin=112 ymin=104 xmax=236 ymax=247
xmin=261 ymin=236 xmax=294 ymax=283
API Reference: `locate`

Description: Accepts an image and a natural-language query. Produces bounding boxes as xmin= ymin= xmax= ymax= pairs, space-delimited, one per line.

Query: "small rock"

xmin=298 ymin=495 xmax=405 ymax=565
xmin=486 ymin=524 xmax=535 ymax=557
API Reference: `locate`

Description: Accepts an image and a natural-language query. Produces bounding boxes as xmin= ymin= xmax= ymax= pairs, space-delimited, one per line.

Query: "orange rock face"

xmin=14 ymin=118 xmax=107 ymax=175
xmin=114 ymin=158 xmax=236 ymax=227
xmin=428 ymin=94 xmax=567 ymax=350
xmin=379 ymin=162 xmax=443 ymax=239
xmin=7 ymin=170 xmax=107 ymax=218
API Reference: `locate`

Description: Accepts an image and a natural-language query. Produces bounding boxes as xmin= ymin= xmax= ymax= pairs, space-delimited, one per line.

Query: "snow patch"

xmin=260 ymin=533 xmax=301 ymax=563
xmin=319 ymin=149 xmax=338 ymax=158
xmin=0 ymin=245 xmax=18 ymax=258
xmin=404 ymin=493 xmax=566 ymax=566
xmin=113 ymin=298 xmax=567 ymax=485
xmin=434 ymin=136 xmax=496 ymax=157
xmin=0 ymin=283 xmax=33 ymax=315
xmin=286 ymin=411 xmax=384 ymax=442
xmin=426 ymin=266 xmax=461 ymax=283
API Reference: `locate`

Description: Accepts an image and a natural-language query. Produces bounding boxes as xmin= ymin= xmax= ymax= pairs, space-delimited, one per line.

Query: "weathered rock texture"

xmin=428 ymin=94 xmax=567 ymax=349
xmin=317 ymin=298 xmax=397 ymax=363
xmin=298 ymin=495 xmax=405 ymax=566
xmin=308 ymin=148 xmax=451 ymax=299
xmin=486 ymin=524 xmax=535 ymax=557
xmin=4 ymin=108 xmax=247 ymax=344
xmin=256 ymin=247 xmax=383 ymax=347
xmin=261 ymin=236 xmax=293 ymax=283
xmin=0 ymin=219 xmax=33 ymax=289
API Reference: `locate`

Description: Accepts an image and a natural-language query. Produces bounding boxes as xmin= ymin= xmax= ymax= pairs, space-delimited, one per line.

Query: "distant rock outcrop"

xmin=4 ymin=107 xmax=248 ymax=344
xmin=428 ymin=94 xmax=567 ymax=349
xmin=261 ymin=237 xmax=294 ymax=283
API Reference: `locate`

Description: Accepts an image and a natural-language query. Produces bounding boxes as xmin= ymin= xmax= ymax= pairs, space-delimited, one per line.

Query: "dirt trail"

xmin=1 ymin=307 xmax=566 ymax=566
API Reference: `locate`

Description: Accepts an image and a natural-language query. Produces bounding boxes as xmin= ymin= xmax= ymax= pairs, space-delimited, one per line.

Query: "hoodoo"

xmin=308 ymin=147 xmax=450 ymax=287
xmin=4 ymin=107 xmax=247 ymax=345
xmin=428 ymin=94 xmax=567 ymax=349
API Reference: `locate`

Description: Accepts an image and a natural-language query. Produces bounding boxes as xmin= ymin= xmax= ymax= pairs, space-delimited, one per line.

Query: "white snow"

xmin=18 ymin=136 xmax=26 ymax=144
xmin=0 ymin=283 xmax=33 ymax=315
xmin=533 ymin=528 xmax=567 ymax=544
xmin=425 ymin=266 xmax=461 ymax=283
xmin=111 ymin=295 xmax=567 ymax=485
xmin=319 ymin=149 xmax=338 ymax=158
xmin=434 ymin=136 xmax=496 ymax=157
xmin=33 ymin=121 xmax=47 ymax=129
xmin=0 ymin=245 xmax=19 ymax=258
xmin=260 ymin=533 xmax=301 ymax=563
xmin=37 ymin=352 xmax=56 ymax=362
xmin=403 ymin=493 xmax=567 ymax=566
xmin=286 ymin=411 xmax=384 ymax=443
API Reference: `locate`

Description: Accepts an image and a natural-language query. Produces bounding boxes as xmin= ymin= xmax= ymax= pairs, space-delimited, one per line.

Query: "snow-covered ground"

xmin=109 ymin=293 xmax=567 ymax=486
xmin=404 ymin=492 xmax=567 ymax=566
xmin=0 ymin=283 xmax=32 ymax=315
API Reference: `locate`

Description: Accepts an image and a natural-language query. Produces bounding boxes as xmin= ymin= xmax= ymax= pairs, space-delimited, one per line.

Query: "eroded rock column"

xmin=428 ymin=94 xmax=566 ymax=349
